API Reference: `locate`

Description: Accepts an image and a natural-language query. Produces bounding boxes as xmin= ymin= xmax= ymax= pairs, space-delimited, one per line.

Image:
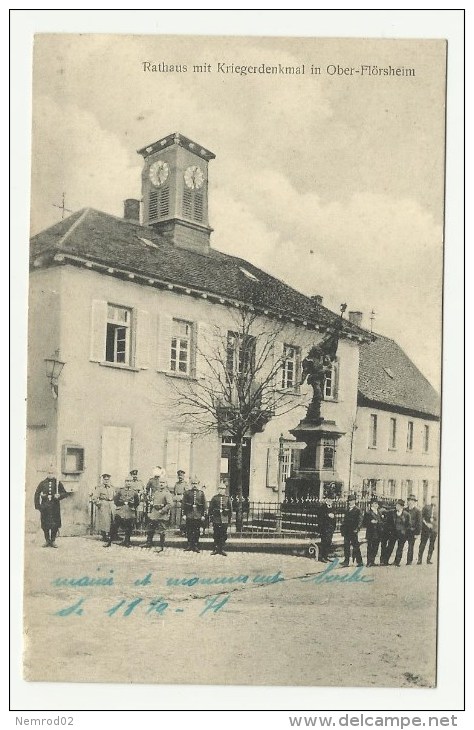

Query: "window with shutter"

xmin=134 ymin=309 xmax=150 ymax=369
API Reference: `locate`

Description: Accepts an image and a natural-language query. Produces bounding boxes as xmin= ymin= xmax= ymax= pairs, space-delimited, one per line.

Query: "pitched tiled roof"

xmin=30 ymin=208 xmax=368 ymax=338
xmin=358 ymin=334 xmax=440 ymax=418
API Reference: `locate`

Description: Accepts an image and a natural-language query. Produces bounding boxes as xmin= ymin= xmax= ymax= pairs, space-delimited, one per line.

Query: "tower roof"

xmin=137 ymin=132 xmax=215 ymax=161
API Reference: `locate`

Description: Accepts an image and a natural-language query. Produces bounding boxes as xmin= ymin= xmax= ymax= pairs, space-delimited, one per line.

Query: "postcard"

xmin=23 ymin=32 xmax=446 ymax=690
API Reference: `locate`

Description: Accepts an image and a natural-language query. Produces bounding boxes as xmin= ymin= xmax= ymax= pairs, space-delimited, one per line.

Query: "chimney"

xmin=311 ymin=295 xmax=323 ymax=305
xmin=348 ymin=311 xmax=363 ymax=327
xmin=124 ymin=198 xmax=140 ymax=224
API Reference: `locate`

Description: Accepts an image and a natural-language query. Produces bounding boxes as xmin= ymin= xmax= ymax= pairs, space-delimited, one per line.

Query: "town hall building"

xmin=27 ymin=132 xmax=371 ymax=534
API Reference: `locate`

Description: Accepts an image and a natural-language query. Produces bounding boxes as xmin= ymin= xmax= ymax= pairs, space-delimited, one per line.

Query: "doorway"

xmin=220 ymin=436 xmax=251 ymax=500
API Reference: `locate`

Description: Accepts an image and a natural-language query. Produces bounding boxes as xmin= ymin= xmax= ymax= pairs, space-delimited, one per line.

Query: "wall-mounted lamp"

xmin=44 ymin=350 xmax=65 ymax=398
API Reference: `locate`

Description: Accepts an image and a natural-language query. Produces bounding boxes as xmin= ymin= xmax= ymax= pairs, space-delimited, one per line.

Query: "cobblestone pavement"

xmin=23 ymin=533 xmax=438 ymax=688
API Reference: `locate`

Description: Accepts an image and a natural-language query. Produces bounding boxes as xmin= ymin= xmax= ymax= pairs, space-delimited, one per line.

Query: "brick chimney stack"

xmin=348 ymin=311 xmax=363 ymax=327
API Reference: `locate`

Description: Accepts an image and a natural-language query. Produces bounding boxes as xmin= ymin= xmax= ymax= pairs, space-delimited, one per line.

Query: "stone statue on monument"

xmin=301 ymin=303 xmax=347 ymax=423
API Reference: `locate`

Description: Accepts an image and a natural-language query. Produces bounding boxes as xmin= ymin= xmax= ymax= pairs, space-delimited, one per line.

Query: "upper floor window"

xmin=387 ymin=479 xmax=396 ymax=497
xmin=369 ymin=414 xmax=378 ymax=448
xmin=389 ymin=417 xmax=397 ymax=449
xmin=324 ymin=360 xmax=339 ymax=400
xmin=106 ymin=305 xmax=131 ymax=365
xmin=226 ymin=331 xmax=256 ymax=379
xmin=171 ymin=319 xmax=193 ymax=375
xmin=281 ymin=345 xmax=300 ymax=390
xmin=423 ymin=425 xmax=430 ymax=453
xmin=407 ymin=421 xmax=414 ymax=451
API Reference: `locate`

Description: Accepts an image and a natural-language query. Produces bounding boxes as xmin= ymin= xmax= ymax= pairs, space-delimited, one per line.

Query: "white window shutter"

xmin=266 ymin=444 xmax=279 ymax=489
xmin=272 ymin=340 xmax=285 ymax=389
xmin=134 ymin=309 xmax=150 ymax=369
xmin=157 ymin=313 xmax=173 ymax=372
xmin=90 ymin=300 xmax=107 ymax=362
xmin=166 ymin=431 xmax=179 ymax=476
xmin=195 ymin=321 xmax=212 ymax=379
xmin=179 ymin=432 xmax=192 ymax=475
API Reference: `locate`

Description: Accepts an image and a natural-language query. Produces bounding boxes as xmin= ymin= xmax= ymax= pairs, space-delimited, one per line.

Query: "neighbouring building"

xmin=26 ymin=132 xmax=368 ymax=534
xmin=351 ymin=330 xmax=440 ymax=504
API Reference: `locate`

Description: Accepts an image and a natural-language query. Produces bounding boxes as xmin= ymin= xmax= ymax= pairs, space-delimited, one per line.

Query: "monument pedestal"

xmin=285 ymin=419 xmax=345 ymax=500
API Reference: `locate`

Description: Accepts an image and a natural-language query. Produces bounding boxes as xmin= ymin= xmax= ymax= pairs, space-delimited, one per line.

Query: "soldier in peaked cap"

xmin=172 ymin=469 xmax=188 ymax=529
xmin=405 ymin=494 xmax=422 ymax=565
xmin=104 ymin=479 xmax=139 ymax=548
xmin=209 ymin=482 xmax=233 ymax=556
xmin=340 ymin=494 xmax=363 ymax=567
xmin=142 ymin=477 xmax=173 ymax=551
xmin=93 ymin=473 xmax=116 ymax=541
xmin=182 ymin=477 xmax=207 ymax=552
xmin=34 ymin=473 xmax=71 ymax=548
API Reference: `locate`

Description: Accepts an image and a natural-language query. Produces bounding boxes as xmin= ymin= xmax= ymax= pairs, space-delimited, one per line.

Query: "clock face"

xmin=149 ymin=160 xmax=169 ymax=187
xmin=184 ymin=165 xmax=205 ymax=190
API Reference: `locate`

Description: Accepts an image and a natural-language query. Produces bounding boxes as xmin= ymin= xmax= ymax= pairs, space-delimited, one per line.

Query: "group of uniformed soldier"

xmin=35 ymin=471 xmax=438 ymax=565
xmin=91 ymin=468 xmax=233 ymax=555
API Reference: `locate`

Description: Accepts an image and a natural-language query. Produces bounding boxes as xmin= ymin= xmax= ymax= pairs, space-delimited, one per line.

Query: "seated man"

xmin=104 ymin=479 xmax=139 ymax=548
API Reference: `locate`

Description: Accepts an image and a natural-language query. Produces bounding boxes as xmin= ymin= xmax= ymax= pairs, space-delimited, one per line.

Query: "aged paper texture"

xmin=24 ymin=33 xmax=446 ymax=688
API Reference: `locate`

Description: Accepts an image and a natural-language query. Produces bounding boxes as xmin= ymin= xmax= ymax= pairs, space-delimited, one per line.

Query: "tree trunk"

xmin=235 ymin=436 xmax=244 ymax=532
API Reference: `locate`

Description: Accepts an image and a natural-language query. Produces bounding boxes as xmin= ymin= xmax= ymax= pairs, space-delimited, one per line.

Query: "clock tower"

xmin=138 ymin=132 xmax=215 ymax=254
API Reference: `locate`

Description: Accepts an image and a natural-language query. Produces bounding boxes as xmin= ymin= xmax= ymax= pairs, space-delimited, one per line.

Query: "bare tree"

xmin=169 ymin=306 xmax=303 ymax=529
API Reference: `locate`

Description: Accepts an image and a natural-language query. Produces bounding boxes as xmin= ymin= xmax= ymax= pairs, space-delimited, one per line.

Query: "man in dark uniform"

xmin=340 ymin=494 xmax=363 ymax=567
xmin=181 ymin=477 xmax=207 ymax=553
xmin=418 ymin=495 xmax=438 ymax=565
xmin=142 ymin=477 xmax=173 ymax=551
xmin=209 ymin=482 xmax=233 ymax=556
xmin=104 ymin=479 xmax=139 ymax=547
xmin=318 ymin=495 xmax=337 ymax=562
xmin=363 ymin=495 xmax=384 ymax=566
xmin=406 ymin=494 xmax=422 ymax=565
xmin=34 ymin=473 xmax=70 ymax=547
xmin=383 ymin=499 xmax=410 ymax=566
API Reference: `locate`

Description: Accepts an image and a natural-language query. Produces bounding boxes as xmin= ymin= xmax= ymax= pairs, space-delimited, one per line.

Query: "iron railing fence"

xmin=89 ymin=497 xmax=398 ymax=539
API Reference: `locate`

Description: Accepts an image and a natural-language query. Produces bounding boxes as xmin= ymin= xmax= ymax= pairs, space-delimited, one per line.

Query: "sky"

xmin=29 ymin=33 xmax=446 ymax=389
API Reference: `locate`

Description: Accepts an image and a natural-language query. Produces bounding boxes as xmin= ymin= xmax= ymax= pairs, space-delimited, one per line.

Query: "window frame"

xmin=369 ymin=413 xmax=378 ymax=448
xmin=170 ymin=318 xmax=193 ymax=376
xmin=105 ymin=303 xmax=132 ymax=366
xmin=389 ymin=417 xmax=397 ymax=450
xmin=281 ymin=344 xmax=300 ymax=391
xmin=226 ymin=330 xmax=256 ymax=380
xmin=407 ymin=421 xmax=414 ymax=451
xmin=324 ymin=359 xmax=339 ymax=401
xmin=423 ymin=424 xmax=430 ymax=453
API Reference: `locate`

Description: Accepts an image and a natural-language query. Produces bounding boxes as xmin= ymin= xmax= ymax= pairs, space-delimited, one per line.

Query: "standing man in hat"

xmin=182 ymin=477 xmax=207 ymax=552
xmin=363 ymin=496 xmax=384 ymax=567
xmin=340 ymin=495 xmax=363 ymax=567
xmin=34 ymin=472 xmax=70 ymax=547
xmin=104 ymin=479 xmax=139 ymax=548
xmin=209 ymin=482 xmax=233 ymax=556
xmin=418 ymin=495 xmax=438 ymax=565
xmin=406 ymin=494 xmax=422 ymax=565
xmin=142 ymin=477 xmax=173 ymax=551
xmin=129 ymin=469 xmax=146 ymax=529
xmin=383 ymin=499 xmax=410 ymax=566
xmin=93 ymin=473 xmax=116 ymax=541
xmin=318 ymin=495 xmax=337 ymax=563
xmin=172 ymin=469 xmax=188 ymax=529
